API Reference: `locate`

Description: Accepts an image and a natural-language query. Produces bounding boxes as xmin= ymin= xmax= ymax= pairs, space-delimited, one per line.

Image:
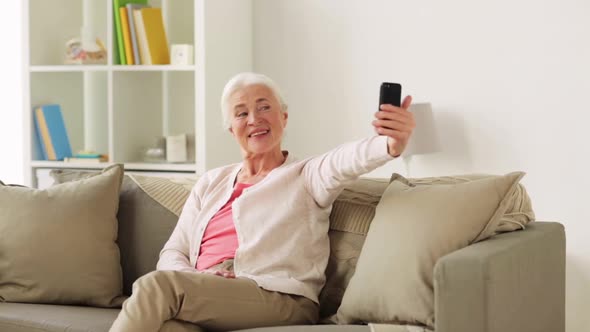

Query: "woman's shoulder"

xmin=205 ymin=162 xmax=241 ymax=176
xmin=190 ymin=162 xmax=240 ymax=191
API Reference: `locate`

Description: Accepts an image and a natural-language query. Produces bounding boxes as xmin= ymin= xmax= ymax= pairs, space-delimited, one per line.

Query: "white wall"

xmin=0 ymin=1 xmax=23 ymax=184
xmin=253 ymin=0 xmax=590 ymax=331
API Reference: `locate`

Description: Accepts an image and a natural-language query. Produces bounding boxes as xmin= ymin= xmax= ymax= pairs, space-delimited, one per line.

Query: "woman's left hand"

xmin=214 ymin=269 xmax=236 ymax=278
xmin=372 ymin=95 xmax=415 ymax=157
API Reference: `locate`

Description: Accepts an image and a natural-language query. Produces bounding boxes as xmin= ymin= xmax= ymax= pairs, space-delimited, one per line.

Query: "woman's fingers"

xmin=375 ymin=95 xmax=414 ymax=157
xmin=401 ymin=95 xmax=413 ymax=109
xmin=374 ymin=111 xmax=413 ymax=124
xmin=378 ymin=95 xmax=412 ymax=112
xmin=375 ymin=108 xmax=415 ymax=126
xmin=372 ymin=119 xmax=413 ymax=132
xmin=375 ymin=106 xmax=416 ymax=130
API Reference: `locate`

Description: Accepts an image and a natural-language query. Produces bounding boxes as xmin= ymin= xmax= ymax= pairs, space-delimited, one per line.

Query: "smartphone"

xmin=379 ymin=82 xmax=402 ymax=108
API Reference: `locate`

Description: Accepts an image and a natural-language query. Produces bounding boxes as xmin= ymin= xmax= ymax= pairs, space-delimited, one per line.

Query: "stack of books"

xmin=114 ymin=0 xmax=170 ymax=65
xmin=64 ymin=152 xmax=109 ymax=164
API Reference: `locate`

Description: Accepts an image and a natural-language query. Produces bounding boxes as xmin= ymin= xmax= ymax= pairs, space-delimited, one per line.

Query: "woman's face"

xmin=229 ymin=84 xmax=288 ymax=156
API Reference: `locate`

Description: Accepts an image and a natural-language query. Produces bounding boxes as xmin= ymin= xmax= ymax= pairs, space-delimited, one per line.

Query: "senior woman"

xmin=109 ymin=72 xmax=415 ymax=332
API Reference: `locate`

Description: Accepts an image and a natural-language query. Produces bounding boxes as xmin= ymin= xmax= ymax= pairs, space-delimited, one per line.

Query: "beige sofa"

xmin=0 ymin=170 xmax=565 ymax=332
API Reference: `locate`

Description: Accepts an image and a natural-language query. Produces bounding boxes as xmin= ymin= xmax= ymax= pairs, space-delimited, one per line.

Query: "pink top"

xmin=196 ymin=182 xmax=253 ymax=270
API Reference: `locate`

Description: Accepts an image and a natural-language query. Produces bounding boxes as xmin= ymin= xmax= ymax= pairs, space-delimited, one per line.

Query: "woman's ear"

xmin=282 ymin=112 xmax=288 ymax=127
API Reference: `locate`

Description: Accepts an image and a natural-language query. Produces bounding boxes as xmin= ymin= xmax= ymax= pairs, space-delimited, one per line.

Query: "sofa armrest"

xmin=433 ymin=221 xmax=565 ymax=332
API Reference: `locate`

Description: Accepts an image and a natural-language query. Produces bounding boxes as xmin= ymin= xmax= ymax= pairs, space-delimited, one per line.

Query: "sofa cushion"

xmin=50 ymin=170 xmax=197 ymax=296
xmin=319 ymin=178 xmax=389 ymax=320
xmin=51 ymin=170 xmax=387 ymax=317
xmin=336 ymin=172 xmax=525 ymax=328
xmin=0 ymin=302 xmax=204 ymax=332
xmin=0 ymin=302 xmax=120 ymax=332
xmin=0 ymin=165 xmax=125 ymax=307
xmin=235 ymin=325 xmax=429 ymax=332
xmin=391 ymin=173 xmax=535 ymax=233
xmin=236 ymin=326 xmax=370 ymax=332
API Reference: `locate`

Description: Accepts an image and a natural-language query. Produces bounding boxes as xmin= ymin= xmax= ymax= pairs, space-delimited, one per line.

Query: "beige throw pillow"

xmin=336 ymin=172 xmax=525 ymax=328
xmin=390 ymin=173 xmax=535 ymax=233
xmin=50 ymin=170 xmax=197 ymax=296
xmin=0 ymin=165 xmax=126 ymax=307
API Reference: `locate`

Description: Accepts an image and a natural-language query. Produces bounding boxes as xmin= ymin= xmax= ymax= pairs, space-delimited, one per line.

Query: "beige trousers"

xmin=109 ymin=269 xmax=318 ymax=332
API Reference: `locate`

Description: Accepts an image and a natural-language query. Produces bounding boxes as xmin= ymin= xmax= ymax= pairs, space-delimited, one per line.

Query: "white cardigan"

xmin=157 ymin=135 xmax=394 ymax=303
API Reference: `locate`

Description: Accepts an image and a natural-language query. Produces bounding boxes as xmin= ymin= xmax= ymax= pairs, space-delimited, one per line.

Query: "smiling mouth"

xmin=249 ymin=130 xmax=270 ymax=138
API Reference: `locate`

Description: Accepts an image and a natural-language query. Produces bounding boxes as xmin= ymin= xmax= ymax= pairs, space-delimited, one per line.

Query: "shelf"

xmin=31 ymin=161 xmax=197 ymax=172
xmin=31 ymin=65 xmax=109 ymax=72
xmin=31 ymin=65 xmax=197 ymax=73
xmin=112 ymin=65 xmax=197 ymax=72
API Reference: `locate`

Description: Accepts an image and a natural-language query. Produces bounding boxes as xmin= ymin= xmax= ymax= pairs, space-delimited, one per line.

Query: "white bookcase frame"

xmin=23 ymin=0 xmax=252 ymax=187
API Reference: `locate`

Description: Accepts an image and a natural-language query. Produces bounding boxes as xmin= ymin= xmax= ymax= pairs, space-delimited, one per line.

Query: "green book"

xmin=113 ymin=0 xmax=148 ymax=65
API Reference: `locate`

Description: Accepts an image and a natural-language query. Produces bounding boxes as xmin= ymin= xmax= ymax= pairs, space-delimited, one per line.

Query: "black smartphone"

xmin=379 ymin=82 xmax=402 ymax=108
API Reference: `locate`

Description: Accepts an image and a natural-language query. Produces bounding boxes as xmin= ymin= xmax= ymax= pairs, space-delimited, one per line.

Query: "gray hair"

xmin=220 ymin=72 xmax=288 ymax=129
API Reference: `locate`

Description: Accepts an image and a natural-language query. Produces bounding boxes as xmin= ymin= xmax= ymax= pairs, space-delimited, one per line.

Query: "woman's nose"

xmin=247 ymin=111 xmax=260 ymax=124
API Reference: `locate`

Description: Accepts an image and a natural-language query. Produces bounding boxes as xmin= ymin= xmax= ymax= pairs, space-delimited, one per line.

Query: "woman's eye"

xmin=259 ymin=105 xmax=270 ymax=112
xmin=237 ymin=112 xmax=247 ymax=118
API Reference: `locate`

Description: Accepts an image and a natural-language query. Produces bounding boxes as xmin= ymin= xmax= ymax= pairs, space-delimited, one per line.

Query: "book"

xmin=33 ymin=105 xmax=73 ymax=161
xmin=64 ymin=156 xmax=108 ymax=163
xmin=73 ymin=151 xmax=103 ymax=158
xmin=113 ymin=0 xmax=148 ymax=65
xmin=140 ymin=8 xmax=170 ymax=65
xmin=133 ymin=8 xmax=150 ymax=64
xmin=119 ymin=7 xmax=134 ymax=65
xmin=32 ymin=114 xmax=47 ymax=160
xmin=126 ymin=3 xmax=149 ymax=65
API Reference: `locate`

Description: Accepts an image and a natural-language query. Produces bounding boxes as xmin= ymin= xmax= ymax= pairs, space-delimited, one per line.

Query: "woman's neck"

xmin=238 ymin=149 xmax=287 ymax=184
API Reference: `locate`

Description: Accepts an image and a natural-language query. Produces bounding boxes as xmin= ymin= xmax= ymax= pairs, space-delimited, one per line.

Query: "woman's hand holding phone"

xmin=373 ymin=82 xmax=415 ymax=157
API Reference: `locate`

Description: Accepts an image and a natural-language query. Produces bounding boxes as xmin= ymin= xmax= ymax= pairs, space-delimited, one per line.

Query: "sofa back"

xmin=50 ymin=170 xmax=388 ymax=319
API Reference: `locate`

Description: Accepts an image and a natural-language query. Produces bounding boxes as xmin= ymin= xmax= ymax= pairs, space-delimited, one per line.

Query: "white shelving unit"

xmin=23 ymin=0 xmax=252 ymax=187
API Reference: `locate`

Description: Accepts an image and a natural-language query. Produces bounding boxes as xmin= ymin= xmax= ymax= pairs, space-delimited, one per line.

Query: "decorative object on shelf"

xmin=170 ymin=44 xmax=194 ymax=65
xmin=166 ymin=134 xmax=188 ymax=163
xmin=64 ymin=26 xmax=107 ymax=65
xmin=143 ymin=136 xmax=167 ymax=163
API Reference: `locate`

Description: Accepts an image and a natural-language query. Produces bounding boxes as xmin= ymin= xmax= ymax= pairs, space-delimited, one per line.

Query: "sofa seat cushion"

xmin=0 ymin=303 xmax=205 ymax=332
xmin=236 ymin=326 xmax=429 ymax=332
xmin=235 ymin=325 xmax=370 ymax=332
xmin=0 ymin=302 xmax=119 ymax=332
